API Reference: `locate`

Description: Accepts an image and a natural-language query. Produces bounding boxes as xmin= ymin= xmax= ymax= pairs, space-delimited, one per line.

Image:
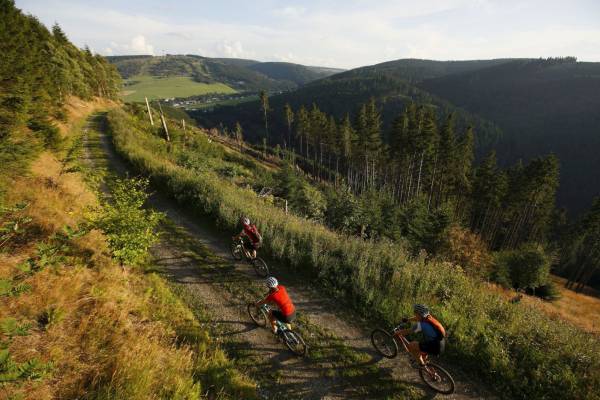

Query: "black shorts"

xmin=272 ymin=310 xmax=296 ymax=324
xmin=419 ymin=339 xmax=444 ymax=355
xmin=243 ymin=237 xmax=261 ymax=250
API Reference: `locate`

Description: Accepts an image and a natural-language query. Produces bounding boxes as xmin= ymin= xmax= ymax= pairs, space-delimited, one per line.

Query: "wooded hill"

xmin=107 ymin=54 xmax=343 ymax=92
xmin=1 ymin=0 xmax=121 ymax=195
xmin=418 ymin=57 xmax=600 ymax=215
xmin=194 ymin=57 xmax=600 ymax=215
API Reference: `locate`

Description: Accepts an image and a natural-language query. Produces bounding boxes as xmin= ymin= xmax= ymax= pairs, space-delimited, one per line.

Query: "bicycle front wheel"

xmin=247 ymin=303 xmax=268 ymax=327
xmin=419 ymin=362 xmax=455 ymax=394
xmin=252 ymin=257 xmax=269 ymax=277
xmin=283 ymin=330 xmax=307 ymax=356
xmin=230 ymin=243 xmax=243 ymax=261
xmin=370 ymin=328 xmax=398 ymax=358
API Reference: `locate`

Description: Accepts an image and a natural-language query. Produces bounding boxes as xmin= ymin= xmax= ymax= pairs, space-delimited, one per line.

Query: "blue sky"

xmin=15 ymin=0 xmax=600 ymax=68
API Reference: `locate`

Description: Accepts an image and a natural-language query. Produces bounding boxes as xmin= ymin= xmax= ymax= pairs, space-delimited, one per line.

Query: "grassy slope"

xmin=123 ymin=75 xmax=236 ymax=102
xmin=0 ymin=100 xmax=256 ymax=399
xmin=107 ymin=107 xmax=600 ymax=400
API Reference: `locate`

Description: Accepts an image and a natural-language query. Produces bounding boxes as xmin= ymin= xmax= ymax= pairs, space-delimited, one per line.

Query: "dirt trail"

xmin=83 ymin=112 xmax=495 ymax=400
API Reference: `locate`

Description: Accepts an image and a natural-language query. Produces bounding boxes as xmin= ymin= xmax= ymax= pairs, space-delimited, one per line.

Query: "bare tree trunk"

xmin=145 ymin=97 xmax=154 ymax=126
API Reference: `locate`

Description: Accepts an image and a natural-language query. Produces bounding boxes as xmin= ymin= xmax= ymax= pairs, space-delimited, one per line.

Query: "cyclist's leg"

xmin=408 ymin=341 xmax=426 ymax=365
xmin=268 ymin=309 xmax=279 ymax=334
xmin=282 ymin=311 xmax=295 ymax=330
xmin=241 ymin=237 xmax=252 ymax=258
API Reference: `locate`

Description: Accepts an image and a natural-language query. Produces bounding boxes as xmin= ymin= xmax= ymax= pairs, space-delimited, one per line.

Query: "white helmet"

xmin=265 ymin=276 xmax=278 ymax=289
xmin=240 ymin=216 xmax=250 ymax=226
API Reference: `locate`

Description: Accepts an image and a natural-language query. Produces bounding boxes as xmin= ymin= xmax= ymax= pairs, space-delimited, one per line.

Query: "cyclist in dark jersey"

xmin=255 ymin=277 xmax=296 ymax=334
xmin=233 ymin=216 xmax=262 ymax=259
xmin=394 ymin=304 xmax=446 ymax=366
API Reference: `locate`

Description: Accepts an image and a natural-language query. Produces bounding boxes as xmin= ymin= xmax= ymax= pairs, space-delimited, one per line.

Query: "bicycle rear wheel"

xmin=419 ymin=362 xmax=455 ymax=394
xmin=230 ymin=243 xmax=243 ymax=261
xmin=247 ymin=303 xmax=268 ymax=327
xmin=283 ymin=330 xmax=307 ymax=356
xmin=252 ymin=257 xmax=269 ymax=277
xmin=370 ymin=328 xmax=398 ymax=358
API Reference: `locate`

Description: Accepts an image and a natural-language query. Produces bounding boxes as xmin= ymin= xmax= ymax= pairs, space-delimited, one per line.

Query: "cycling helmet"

xmin=265 ymin=276 xmax=278 ymax=289
xmin=240 ymin=216 xmax=250 ymax=226
xmin=413 ymin=304 xmax=430 ymax=318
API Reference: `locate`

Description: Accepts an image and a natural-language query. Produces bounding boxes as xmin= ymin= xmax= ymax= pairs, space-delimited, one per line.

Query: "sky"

xmin=15 ymin=0 xmax=600 ymax=69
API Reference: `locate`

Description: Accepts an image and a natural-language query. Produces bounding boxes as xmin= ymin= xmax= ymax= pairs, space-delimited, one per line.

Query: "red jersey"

xmin=243 ymin=224 xmax=261 ymax=244
xmin=266 ymin=285 xmax=295 ymax=316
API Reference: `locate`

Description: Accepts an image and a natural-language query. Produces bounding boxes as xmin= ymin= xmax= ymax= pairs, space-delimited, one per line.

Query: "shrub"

xmin=443 ymin=225 xmax=493 ymax=278
xmin=495 ymin=244 xmax=551 ymax=291
xmin=93 ymin=177 xmax=163 ymax=265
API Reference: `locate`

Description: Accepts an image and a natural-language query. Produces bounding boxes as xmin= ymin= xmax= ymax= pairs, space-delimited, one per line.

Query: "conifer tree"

xmin=259 ymin=90 xmax=269 ymax=144
xmin=284 ymin=103 xmax=294 ymax=150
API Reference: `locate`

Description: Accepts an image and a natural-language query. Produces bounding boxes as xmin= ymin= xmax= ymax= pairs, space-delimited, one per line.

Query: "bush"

xmin=93 ymin=177 xmax=163 ymax=265
xmin=443 ymin=225 xmax=493 ymax=278
xmin=494 ymin=244 xmax=551 ymax=290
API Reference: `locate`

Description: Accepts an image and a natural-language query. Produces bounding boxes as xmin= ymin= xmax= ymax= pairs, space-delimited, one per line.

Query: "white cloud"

xmin=16 ymin=0 xmax=600 ymax=68
xmin=130 ymin=35 xmax=154 ymax=54
xmin=108 ymin=35 xmax=155 ymax=55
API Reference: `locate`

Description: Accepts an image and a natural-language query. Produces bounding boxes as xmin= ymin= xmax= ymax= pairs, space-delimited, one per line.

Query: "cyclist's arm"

xmin=395 ymin=319 xmax=419 ymax=337
xmin=256 ymin=293 xmax=274 ymax=306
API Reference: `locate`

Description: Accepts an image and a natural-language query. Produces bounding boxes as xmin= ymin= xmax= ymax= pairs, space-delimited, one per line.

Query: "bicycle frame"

xmin=259 ymin=304 xmax=289 ymax=331
xmin=393 ymin=329 xmax=431 ymax=366
xmin=234 ymin=238 xmax=252 ymax=260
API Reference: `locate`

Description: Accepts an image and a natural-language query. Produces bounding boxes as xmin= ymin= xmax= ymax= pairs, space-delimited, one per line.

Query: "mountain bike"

xmin=370 ymin=325 xmax=455 ymax=394
xmin=230 ymin=237 xmax=269 ymax=277
xmin=247 ymin=303 xmax=307 ymax=356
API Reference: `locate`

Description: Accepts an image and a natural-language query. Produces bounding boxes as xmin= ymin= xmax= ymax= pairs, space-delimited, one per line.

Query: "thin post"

xmin=156 ymin=100 xmax=170 ymax=142
xmin=182 ymin=119 xmax=186 ymax=130
xmin=285 ymin=200 xmax=288 ymax=215
xmin=145 ymin=97 xmax=154 ymax=126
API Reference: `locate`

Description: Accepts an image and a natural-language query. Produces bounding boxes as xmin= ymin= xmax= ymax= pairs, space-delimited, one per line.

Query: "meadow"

xmin=123 ymin=75 xmax=236 ymax=102
xmin=107 ymin=107 xmax=600 ymax=400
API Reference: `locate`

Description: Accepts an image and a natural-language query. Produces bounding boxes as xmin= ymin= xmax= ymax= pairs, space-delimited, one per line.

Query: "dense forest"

xmin=419 ymin=57 xmax=600 ymax=216
xmin=0 ymin=0 xmax=121 ymax=197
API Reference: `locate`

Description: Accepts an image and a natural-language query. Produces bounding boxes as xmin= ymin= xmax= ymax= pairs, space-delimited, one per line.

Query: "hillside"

xmin=192 ymin=62 xmax=505 ymax=153
xmin=107 ymin=54 xmax=341 ymax=98
xmin=418 ymin=57 xmax=600 ymax=215
xmin=195 ymin=57 xmax=600 ymax=214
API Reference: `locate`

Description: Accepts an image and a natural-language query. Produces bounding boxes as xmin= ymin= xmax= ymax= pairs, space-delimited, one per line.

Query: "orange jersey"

xmin=266 ymin=285 xmax=295 ymax=316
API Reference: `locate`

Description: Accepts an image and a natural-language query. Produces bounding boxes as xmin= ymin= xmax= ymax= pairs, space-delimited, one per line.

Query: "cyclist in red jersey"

xmin=233 ymin=216 xmax=262 ymax=259
xmin=256 ymin=277 xmax=296 ymax=334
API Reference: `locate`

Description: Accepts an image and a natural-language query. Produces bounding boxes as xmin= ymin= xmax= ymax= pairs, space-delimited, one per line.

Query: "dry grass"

xmin=1 ymin=150 xmax=199 ymax=399
xmin=522 ymin=276 xmax=600 ymax=335
xmin=1 ymin=101 xmax=255 ymax=399
xmin=52 ymin=96 xmax=117 ymax=138
xmin=485 ymin=276 xmax=600 ymax=336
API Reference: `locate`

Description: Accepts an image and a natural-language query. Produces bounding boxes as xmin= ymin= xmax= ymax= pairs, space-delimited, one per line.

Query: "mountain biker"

xmin=394 ymin=304 xmax=446 ymax=366
xmin=233 ymin=216 xmax=262 ymax=259
xmin=255 ymin=277 xmax=296 ymax=334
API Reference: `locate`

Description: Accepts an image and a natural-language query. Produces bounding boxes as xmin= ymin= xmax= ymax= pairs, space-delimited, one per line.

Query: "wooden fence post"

xmin=145 ymin=97 xmax=154 ymax=126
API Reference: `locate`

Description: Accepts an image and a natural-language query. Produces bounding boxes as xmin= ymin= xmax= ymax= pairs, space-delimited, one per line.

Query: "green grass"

xmin=123 ymin=75 xmax=236 ymax=102
xmin=106 ymin=107 xmax=600 ymax=400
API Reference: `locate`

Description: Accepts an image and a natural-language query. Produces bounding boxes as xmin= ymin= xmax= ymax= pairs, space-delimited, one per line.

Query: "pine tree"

xmin=259 ymin=90 xmax=269 ymax=144
xmin=284 ymin=103 xmax=294 ymax=150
